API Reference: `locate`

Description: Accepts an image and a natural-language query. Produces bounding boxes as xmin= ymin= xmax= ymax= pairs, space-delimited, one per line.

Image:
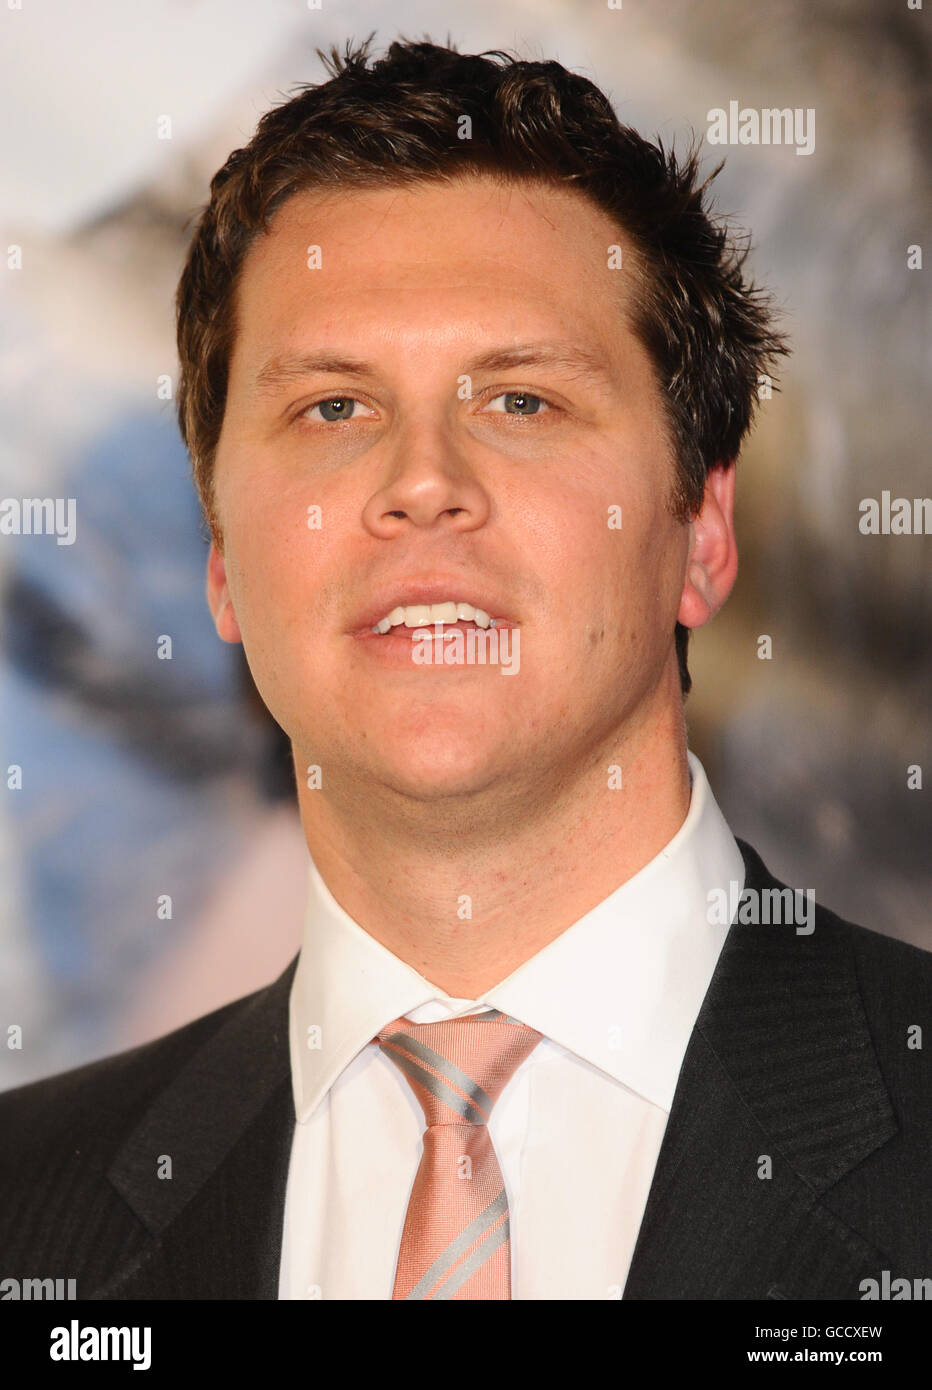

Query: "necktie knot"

xmin=377 ymin=1009 xmax=542 ymax=1128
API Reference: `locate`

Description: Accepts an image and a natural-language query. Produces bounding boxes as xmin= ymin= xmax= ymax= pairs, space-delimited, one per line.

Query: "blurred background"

xmin=1 ymin=0 xmax=929 ymax=1089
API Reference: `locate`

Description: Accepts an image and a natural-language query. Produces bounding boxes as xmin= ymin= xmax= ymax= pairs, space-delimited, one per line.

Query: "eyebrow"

xmin=249 ymin=342 xmax=617 ymax=400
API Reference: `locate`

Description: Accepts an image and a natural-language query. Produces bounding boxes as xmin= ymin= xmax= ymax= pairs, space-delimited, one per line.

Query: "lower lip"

xmin=351 ymin=621 xmax=512 ymax=665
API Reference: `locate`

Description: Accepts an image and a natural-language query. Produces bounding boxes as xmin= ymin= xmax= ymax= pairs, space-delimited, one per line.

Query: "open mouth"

xmin=352 ymin=594 xmax=521 ymax=671
xmin=370 ymin=601 xmax=510 ymax=634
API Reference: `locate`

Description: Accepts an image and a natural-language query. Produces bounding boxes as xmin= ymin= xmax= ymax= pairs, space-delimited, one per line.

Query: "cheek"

xmin=560 ymin=500 xmax=682 ymax=659
xmin=223 ymin=488 xmax=332 ymax=610
xmin=223 ymin=538 xmax=308 ymax=660
xmin=553 ymin=489 xmax=648 ymax=597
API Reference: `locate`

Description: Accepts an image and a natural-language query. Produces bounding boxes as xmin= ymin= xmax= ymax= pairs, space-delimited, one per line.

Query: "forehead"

xmin=229 ymin=175 xmax=639 ymax=369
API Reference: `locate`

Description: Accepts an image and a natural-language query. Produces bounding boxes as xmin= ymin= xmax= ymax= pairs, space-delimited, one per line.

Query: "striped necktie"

xmin=377 ymin=1009 xmax=542 ymax=1300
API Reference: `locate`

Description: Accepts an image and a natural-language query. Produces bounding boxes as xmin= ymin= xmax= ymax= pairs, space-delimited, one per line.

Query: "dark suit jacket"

xmin=1 ymin=839 xmax=930 ymax=1300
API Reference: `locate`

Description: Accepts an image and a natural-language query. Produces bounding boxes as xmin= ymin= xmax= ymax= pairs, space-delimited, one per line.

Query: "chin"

xmin=374 ymin=740 xmax=506 ymax=802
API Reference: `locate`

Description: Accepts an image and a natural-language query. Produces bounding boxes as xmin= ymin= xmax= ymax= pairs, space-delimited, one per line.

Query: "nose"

xmin=361 ymin=421 xmax=491 ymax=538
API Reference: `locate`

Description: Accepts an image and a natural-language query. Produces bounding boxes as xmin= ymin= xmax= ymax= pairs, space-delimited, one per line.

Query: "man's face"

xmin=209 ymin=175 xmax=692 ymax=806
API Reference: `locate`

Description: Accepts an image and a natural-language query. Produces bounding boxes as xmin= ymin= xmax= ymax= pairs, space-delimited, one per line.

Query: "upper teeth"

xmin=372 ymin=601 xmax=494 ymax=634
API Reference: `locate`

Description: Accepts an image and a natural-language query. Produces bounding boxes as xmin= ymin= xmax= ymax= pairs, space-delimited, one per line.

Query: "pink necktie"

xmin=377 ymin=1009 xmax=542 ymax=1300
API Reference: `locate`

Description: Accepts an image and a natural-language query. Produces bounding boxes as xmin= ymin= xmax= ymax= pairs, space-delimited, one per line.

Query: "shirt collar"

xmin=289 ymin=750 xmax=744 ymax=1121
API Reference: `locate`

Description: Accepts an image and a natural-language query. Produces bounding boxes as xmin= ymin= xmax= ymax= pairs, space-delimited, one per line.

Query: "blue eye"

xmin=296 ymin=389 xmax=554 ymax=426
xmin=486 ymin=391 xmax=550 ymax=416
xmin=303 ymin=396 xmax=374 ymax=423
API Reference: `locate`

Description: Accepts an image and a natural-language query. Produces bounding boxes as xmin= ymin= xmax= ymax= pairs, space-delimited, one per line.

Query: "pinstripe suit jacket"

xmin=1 ymin=839 xmax=930 ymax=1299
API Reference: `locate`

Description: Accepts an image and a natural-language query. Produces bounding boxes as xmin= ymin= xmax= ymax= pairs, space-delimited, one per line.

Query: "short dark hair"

xmin=175 ymin=33 xmax=789 ymax=695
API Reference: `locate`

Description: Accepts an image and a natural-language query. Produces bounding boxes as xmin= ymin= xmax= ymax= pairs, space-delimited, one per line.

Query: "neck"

xmin=294 ymin=695 xmax=691 ymax=997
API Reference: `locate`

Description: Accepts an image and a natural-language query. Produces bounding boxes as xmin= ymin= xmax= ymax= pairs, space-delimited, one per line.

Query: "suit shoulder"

xmin=794 ymin=873 xmax=930 ymax=980
xmin=737 ymin=834 xmax=932 ymax=996
xmin=840 ymin=912 xmax=932 ymax=1024
xmin=830 ymin=907 xmax=932 ymax=968
xmin=0 ymin=981 xmax=270 ymax=1167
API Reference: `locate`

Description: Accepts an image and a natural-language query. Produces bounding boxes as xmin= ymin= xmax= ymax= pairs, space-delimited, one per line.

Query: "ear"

xmin=206 ymin=541 xmax=243 ymax=644
xmin=676 ymin=462 xmax=738 ymax=630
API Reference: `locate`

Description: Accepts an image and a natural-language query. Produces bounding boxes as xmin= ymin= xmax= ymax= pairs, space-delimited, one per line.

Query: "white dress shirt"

xmin=278 ymin=751 xmax=744 ymax=1300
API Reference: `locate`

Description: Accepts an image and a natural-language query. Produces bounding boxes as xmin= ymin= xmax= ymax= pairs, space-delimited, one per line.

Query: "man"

xmin=1 ymin=36 xmax=929 ymax=1302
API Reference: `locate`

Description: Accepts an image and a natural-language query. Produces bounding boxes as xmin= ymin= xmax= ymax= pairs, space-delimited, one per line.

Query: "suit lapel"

xmin=92 ymin=840 xmax=900 ymax=1300
xmin=94 ymin=955 xmax=298 ymax=1299
xmin=624 ymin=839 xmax=898 ymax=1299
